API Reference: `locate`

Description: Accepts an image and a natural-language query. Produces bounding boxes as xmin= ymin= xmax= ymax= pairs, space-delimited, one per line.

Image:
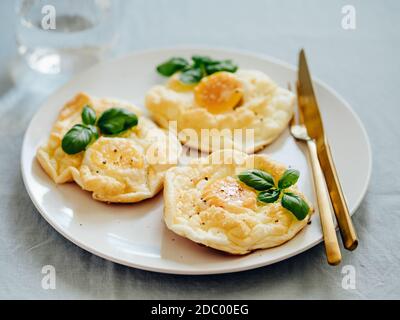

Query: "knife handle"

xmin=319 ymin=143 xmax=358 ymax=251
xmin=307 ymin=140 xmax=341 ymax=265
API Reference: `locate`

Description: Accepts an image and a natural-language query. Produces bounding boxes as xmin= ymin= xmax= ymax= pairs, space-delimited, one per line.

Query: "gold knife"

xmin=297 ymin=49 xmax=358 ymax=250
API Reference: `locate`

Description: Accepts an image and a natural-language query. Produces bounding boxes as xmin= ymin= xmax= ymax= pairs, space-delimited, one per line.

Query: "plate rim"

xmin=21 ymin=45 xmax=372 ymax=274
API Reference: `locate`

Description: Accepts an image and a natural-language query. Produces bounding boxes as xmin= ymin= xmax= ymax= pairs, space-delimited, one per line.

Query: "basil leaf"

xmin=179 ymin=68 xmax=203 ymax=84
xmin=238 ymin=169 xmax=275 ymax=191
xmin=81 ymin=105 xmax=96 ymax=125
xmin=278 ymin=169 xmax=300 ymax=189
xmin=258 ymin=189 xmax=281 ymax=203
xmin=87 ymin=124 xmax=99 ymax=143
xmin=62 ymin=124 xmax=95 ymax=155
xmin=192 ymin=55 xmax=216 ymax=67
xmin=281 ymin=192 xmax=310 ymax=220
xmin=156 ymin=57 xmax=189 ymax=76
xmin=97 ymin=108 xmax=138 ymax=135
xmin=205 ymin=60 xmax=238 ymax=74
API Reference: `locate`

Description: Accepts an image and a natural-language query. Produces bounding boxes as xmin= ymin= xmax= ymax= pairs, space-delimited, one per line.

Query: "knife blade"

xmin=297 ymin=49 xmax=358 ymax=250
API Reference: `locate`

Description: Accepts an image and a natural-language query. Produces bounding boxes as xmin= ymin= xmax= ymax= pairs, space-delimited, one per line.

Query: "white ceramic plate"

xmin=21 ymin=47 xmax=371 ymax=274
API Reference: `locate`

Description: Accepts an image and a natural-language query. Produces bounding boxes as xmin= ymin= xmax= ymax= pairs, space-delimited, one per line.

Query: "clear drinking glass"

xmin=13 ymin=0 xmax=118 ymax=86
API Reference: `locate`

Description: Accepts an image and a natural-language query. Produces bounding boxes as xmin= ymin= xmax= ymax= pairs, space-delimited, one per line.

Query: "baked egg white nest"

xmin=37 ymin=93 xmax=181 ymax=203
xmin=146 ymin=70 xmax=294 ymax=153
xmin=164 ymin=150 xmax=313 ymax=254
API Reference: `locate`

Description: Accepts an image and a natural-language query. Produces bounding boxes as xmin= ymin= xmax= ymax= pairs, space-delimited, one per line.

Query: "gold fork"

xmin=288 ymin=83 xmax=342 ymax=265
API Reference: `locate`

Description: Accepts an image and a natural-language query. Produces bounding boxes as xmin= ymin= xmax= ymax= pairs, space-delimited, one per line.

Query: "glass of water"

xmin=14 ymin=0 xmax=119 ymax=85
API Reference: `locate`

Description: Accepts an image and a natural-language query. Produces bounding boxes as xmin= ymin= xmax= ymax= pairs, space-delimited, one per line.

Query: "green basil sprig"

xmin=97 ymin=108 xmax=138 ymax=136
xmin=81 ymin=105 xmax=97 ymax=125
xmin=61 ymin=106 xmax=138 ymax=155
xmin=205 ymin=60 xmax=237 ymax=74
xmin=156 ymin=55 xmax=238 ymax=84
xmin=238 ymin=169 xmax=275 ymax=191
xmin=257 ymin=189 xmax=281 ymax=203
xmin=281 ymin=192 xmax=310 ymax=220
xmin=179 ymin=68 xmax=203 ymax=84
xmin=278 ymin=168 xmax=300 ymax=189
xmin=62 ymin=124 xmax=99 ymax=155
xmin=156 ymin=57 xmax=189 ymax=77
xmin=238 ymin=168 xmax=309 ymax=220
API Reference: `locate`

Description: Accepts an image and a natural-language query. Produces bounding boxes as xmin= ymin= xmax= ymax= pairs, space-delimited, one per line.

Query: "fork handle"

xmin=307 ymin=139 xmax=342 ymax=265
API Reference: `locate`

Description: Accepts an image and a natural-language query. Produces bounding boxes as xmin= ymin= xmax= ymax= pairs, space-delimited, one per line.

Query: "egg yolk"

xmin=167 ymin=73 xmax=197 ymax=92
xmin=90 ymin=139 xmax=144 ymax=170
xmin=194 ymin=72 xmax=243 ymax=114
xmin=202 ymin=176 xmax=257 ymax=210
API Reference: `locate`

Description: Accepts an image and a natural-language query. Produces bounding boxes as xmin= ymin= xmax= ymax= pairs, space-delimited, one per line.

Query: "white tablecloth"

xmin=0 ymin=0 xmax=399 ymax=299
